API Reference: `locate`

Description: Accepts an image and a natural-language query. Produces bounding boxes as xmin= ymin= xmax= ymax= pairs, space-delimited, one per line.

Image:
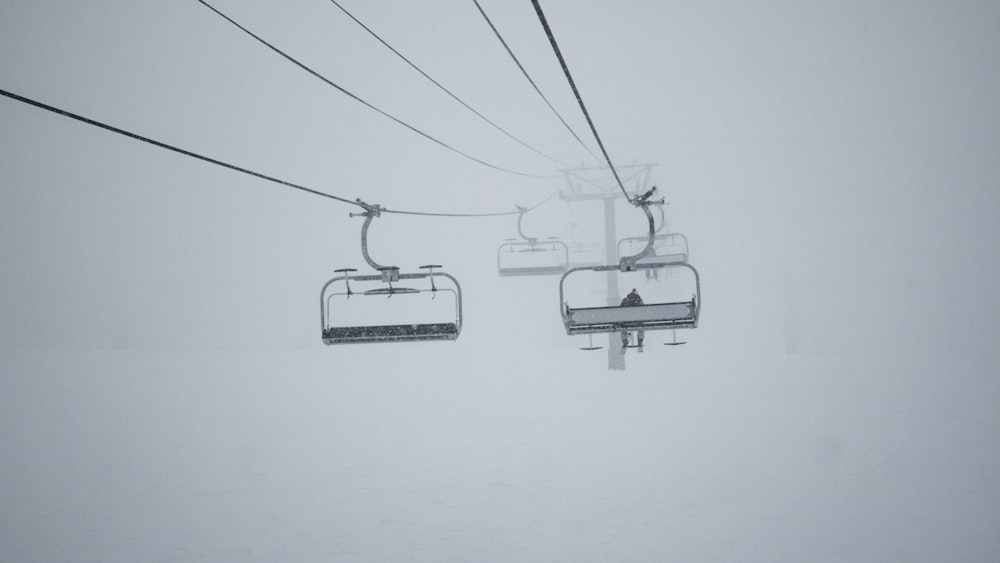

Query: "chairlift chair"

xmin=616 ymin=206 xmax=689 ymax=265
xmin=560 ymin=262 xmax=700 ymax=336
xmin=559 ymin=189 xmax=702 ymax=344
xmin=616 ymin=232 xmax=689 ymax=265
xmin=321 ymin=265 xmax=462 ymax=344
xmin=497 ymin=237 xmax=570 ymax=276
xmin=320 ymin=203 xmax=463 ymax=345
xmin=496 ymin=206 xmax=569 ymax=276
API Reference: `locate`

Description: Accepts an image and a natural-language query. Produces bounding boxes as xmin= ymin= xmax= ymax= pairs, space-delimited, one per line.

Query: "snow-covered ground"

xmin=2 ymin=344 xmax=998 ymax=562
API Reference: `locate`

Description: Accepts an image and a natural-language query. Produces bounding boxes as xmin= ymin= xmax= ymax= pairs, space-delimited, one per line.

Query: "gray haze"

xmin=2 ymin=0 xmax=999 ymax=561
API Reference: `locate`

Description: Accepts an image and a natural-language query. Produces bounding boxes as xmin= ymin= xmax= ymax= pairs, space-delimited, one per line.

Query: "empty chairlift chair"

xmin=496 ymin=206 xmax=569 ymax=277
xmin=617 ymin=232 xmax=689 ymax=265
xmin=320 ymin=203 xmax=463 ymax=345
xmin=616 ymin=205 xmax=689 ymax=266
xmin=321 ymin=266 xmax=462 ymax=344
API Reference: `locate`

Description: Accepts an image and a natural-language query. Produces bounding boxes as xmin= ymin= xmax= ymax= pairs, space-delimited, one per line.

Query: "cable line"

xmin=0 ymin=87 xmax=361 ymax=207
xmin=530 ymin=0 xmax=630 ymax=200
xmin=383 ymin=189 xmax=559 ymax=218
xmin=328 ymin=0 xmax=571 ymax=168
xmin=471 ymin=0 xmax=599 ymax=162
xmin=197 ymin=0 xmax=552 ymax=179
xmin=1 ymin=87 xmax=554 ymax=219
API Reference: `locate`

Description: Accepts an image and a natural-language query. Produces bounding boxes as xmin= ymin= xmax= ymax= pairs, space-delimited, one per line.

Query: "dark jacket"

xmin=621 ymin=290 xmax=644 ymax=307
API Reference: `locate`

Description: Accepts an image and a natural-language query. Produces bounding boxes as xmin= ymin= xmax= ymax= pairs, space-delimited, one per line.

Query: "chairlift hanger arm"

xmin=514 ymin=205 xmax=537 ymax=244
xmin=619 ymin=188 xmax=664 ymax=270
xmin=349 ymin=200 xmax=405 ymax=283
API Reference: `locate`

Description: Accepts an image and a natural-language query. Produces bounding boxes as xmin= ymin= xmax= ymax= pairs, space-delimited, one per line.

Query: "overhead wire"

xmin=471 ymin=0 xmax=599 ymax=163
xmin=327 ymin=0 xmax=573 ymax=168
xmin=529 ymin=0 xmax=631 ymax=200
xmin=196 ymin=0 xmax=555 ymax=180
xmin=383 ymin=188 xmax=558 ymax=218
xmin=0 ymin=87 xmax=561 ymax=218
xmin=0 ymin=88 xmax=360 ymax=208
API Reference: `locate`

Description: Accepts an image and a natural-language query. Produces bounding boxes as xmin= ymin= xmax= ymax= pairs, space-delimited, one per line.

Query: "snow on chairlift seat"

xmin=322 ymin=322 xmax=459 ymax=344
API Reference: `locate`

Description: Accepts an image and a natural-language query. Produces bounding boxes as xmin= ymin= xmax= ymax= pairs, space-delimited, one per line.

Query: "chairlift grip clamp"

xmin=350 ymin=199 xmax=383 ymax=218
xmin=631 ymin=186 xmax=664 ymax=208
xmin=378 ymin=266 xmax=400 ymax=283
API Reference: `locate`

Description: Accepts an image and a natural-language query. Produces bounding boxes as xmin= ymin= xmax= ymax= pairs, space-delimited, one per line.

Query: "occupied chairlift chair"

xmin=320 ymin=202 xmax=463 ymax=344
xmin=497 ymin=206 xmax=570 ymax=277
xmin=559 ymin=188 xmax=701 ymax=348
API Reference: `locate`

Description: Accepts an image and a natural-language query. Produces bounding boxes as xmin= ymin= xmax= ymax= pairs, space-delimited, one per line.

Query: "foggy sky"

xmin=2 ymin=1 xmax=999 ymax=561
xmin=3 ymin=0 xmax=998 ymax=353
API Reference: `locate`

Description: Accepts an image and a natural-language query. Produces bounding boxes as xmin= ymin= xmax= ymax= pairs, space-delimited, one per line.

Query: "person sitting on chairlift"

xmin=620 ymin=288 xmax=645 ymax=351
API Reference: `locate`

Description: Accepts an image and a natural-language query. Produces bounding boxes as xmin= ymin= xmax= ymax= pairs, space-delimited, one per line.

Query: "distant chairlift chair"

xmin=497 ymin=206 xmax=569 ymax=277
xmin=616 ymin=204 xmax=689 ymax=280
xmin=616 ymin=232 xmax=689 ymax=266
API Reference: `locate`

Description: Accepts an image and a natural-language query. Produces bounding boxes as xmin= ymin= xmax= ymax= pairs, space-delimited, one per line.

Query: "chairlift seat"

xmin=323 ymin=322 xmax=459 ymax=344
